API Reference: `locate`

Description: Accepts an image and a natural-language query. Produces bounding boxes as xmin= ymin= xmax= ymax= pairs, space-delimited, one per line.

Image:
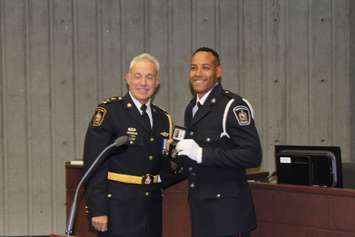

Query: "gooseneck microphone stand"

xmin=65 ymin=136 xmax=128 ymax=236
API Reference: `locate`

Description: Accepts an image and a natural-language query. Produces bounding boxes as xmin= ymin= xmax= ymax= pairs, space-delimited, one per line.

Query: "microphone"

xmin=65 ymin=135 xmax=128 ymax=235
xmin=114 ymin=135 xmax=129 ymax=147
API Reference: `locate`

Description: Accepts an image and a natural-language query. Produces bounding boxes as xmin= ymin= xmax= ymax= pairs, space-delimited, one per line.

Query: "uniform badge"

xmin=126 ymin=127 xmax=138 ymax=144
xmin=143 ymin=174 xmax=152 ymax=184
xmin=233 ymin=105 xmax=251 ymax=126
xmin=92 ymin=107 xmax=107 ymax=127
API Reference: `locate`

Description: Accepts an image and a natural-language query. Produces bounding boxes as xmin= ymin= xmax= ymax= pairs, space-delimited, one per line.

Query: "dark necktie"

xmin=141 ymin=104 xmax=151 ymax=129
xmin=193 ymin=102 xmax=202 ymax=117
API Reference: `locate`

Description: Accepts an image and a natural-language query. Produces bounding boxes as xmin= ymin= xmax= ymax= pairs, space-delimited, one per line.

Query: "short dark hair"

xmin=192 ymin=47 xmax=220 ymax=65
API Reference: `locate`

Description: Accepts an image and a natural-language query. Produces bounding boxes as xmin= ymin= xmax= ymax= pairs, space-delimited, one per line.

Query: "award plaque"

xmin=169 ymin=126 xmax=186 ymax=175
xmin=172 ymin=126 xmax=186 ymax=142
xmin=161 ymin=126 xmax=186 ymax=157
xmin=170 ymin=126 xmax=186 ymax=158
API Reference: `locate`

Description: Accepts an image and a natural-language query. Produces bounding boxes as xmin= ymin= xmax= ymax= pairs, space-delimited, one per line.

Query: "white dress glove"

xmin=176 ymin=139 xmax=202 ymax=163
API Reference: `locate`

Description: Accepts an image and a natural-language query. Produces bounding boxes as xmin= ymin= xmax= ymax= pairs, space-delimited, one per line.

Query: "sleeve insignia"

xmin=92 ymin=107 xmax=107 ymax=127
xmin=233 ymin=105 xmax=251 ymax=126
xmin=160 ymin=131 xmax=169 ymax=137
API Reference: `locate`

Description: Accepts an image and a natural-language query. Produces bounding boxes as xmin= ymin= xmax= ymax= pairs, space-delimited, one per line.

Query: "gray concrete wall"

xmin=351 ymin=0 xmax=355 ymax=163
xmin=0 ymin=0 xmax=351 ymax=235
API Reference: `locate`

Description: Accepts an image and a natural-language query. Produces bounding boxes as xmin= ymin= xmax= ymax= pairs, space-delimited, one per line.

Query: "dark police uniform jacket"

xmin=183 ymin=84 xmax=262 ymax=237
xmin=83 ymin=93 xmax=173 ymax=237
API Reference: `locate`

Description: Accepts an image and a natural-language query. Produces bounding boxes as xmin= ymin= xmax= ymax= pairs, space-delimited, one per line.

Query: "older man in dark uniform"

xmin=83 ymin=53 xmax=173 ymax=237
xmin=176 ymin=47 xmax=262 ymax=237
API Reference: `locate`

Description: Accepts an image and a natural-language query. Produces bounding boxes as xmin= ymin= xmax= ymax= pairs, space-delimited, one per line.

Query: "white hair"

xmin=129 ymin=53 xmax=160 ymax=74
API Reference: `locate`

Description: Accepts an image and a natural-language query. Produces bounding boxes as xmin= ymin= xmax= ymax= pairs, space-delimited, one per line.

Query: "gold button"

xmin=107 ymin=194 xmax=112 ymax=198
xmin=145 ymin=192 xmax=150 ymax=196
xmin=149 ymin=155 xmax=154 ymax=160
xmin=150 ymin=137 xmax=154 ymax=142
xmin=129 ymin=140 xmax=134 ymax=144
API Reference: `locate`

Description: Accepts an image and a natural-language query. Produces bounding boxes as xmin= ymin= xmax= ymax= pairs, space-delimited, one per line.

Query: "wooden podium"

xmin=64 ymin=163 xmax=97 ymax=237
xmin=63 ymin=163 xmax=355 ymax=237
xmin=63 ymin=163 xmax=268 ymax=237
xmin=251 ymin=182 xmax=355 ymax=237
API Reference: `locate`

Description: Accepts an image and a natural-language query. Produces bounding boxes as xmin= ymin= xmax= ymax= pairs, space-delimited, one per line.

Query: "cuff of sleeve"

xmin=90 ymin=208 xmax=108 ymax=217
xmin=197 ymin=148 xmax=203 ymax=163
xmin=201 ymin=147 xmax=214 ymax=165
xmin=87 ymin=197 xmax=108 ymax=217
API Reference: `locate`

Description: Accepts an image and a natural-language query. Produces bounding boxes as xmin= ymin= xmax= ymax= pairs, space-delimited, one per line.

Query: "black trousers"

xmin=222 ymin=232 xmax=251 ymax=237
xmin=98 ymin=231 xmax=122 ymax=237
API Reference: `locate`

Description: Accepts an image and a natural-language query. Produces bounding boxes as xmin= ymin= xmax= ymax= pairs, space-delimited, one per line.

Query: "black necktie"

xmin=193 ymin=102 xmax=202 ymax=117
xmin=141 ymin=104 xmax=151 ymax=129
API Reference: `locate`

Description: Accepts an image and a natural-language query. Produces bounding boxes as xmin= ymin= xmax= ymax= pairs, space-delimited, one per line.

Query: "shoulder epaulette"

xmin=223 ymin=90 xmax=242 ymax=100
xmin=99 ymin=96 xmax=123 ymax=105
xmin=152 ymin=104 xmax=169 ymax=114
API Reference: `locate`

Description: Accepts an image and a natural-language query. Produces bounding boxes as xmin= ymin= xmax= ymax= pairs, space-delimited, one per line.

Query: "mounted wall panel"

xmin=169 ymin=0 xmax=192 ymax=125
xmin=286 ymin=0 xmax=310 ymax=144
xmin=51 ymin=0 xmax=75 ymax=231
xmin=27 ymin=0 xmax=52 ymax=234
xmin=101 ymin=0 xmax=124 ymax=97
xmin=351 ymin=0 xmax=355 ymax=163
xmin=74 ymin=0 xmax=99 ymax=160
xmin=219 ymin=0 xmax=240 ymax=93
xmin=0 ymin=0 xmax=5 ymax=235
xmin=193 ymin=0 xmax=216 ymax=49
xmin=148 ymin=0 xmax=170 ymax=110
xmin=309 ymin=0 xmax=332 ymax=145
xmin=2 ymin=0 xmax=29 ymax=234
xmin=332 ymin=0 xmax=351 ymax=162
xmin=121 ymin=0 xmax=145 ymax=71
xmin=261 ymin=0 xmax=287 ymax=170
xmin=241 ymin=0 xmax=263 ymax=128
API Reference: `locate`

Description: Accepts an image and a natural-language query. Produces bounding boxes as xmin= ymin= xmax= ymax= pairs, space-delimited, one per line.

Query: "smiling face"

xmin=189 ymin=51 xmax=222 ymax=98
xmin=126 ymin=59 xmax=160 ymax=104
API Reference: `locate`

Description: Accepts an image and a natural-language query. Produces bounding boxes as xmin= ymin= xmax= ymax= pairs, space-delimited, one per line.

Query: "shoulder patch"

xmin=92 ymin=107 xmax=107 ymax=127
xmin=233 ymin=105 xmax=251 ymax=126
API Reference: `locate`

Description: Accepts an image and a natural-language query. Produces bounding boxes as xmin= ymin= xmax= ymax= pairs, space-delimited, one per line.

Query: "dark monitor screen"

xmin=275 ymin=145 xmax=342 ymax=188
